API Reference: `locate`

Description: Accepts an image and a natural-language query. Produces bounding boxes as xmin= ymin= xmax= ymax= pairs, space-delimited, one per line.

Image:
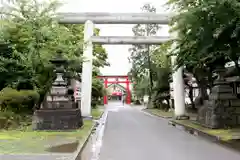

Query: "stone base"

xmin=146 ymin=100 xmax=154 ymax=109
xmin=197 ymin=81 xmax=240 ymax=129
xmin=197 ymin=105 xmax=222 ymax=129
xmin=174 ymin=115 xmax=190 ymax=120
xmin=32 ymin=108 xmax=83 ymax=130
xmin=82 ymin=116 xmax=93 ymax=120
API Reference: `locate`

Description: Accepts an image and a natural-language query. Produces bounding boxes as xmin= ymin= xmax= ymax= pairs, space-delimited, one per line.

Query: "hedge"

xmin=0 ymin=87 xmax=39 ymax=113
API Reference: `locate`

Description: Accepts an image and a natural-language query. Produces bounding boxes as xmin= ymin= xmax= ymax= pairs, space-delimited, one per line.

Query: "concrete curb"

xmin=93 ymin=110 xmax=105 ymax=120
xmin=72 ymin=110 xmax=105 ymax=160
xmin=169 ymin=120 xmax=240 ymax=153
xmin=168 ymin=120 xmax=224 ymax=142
xmin=72 ymin=122 xmax=97 ymax=160
xmin=90 ymin=110 xmax=108 ymax=160
xmin=142 ymin=109 xmax=172 ymax=119
xmin=142 ymin=108 xmax=232 ymax=143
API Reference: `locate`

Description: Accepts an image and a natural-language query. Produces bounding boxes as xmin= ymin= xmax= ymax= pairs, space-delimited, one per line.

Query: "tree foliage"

xmin=129 ymin=3 xmax=160 ymax=99
xmin=151 ymin=43 xmax=172 ymax=110
xmin=128 ymin=3 xmax=172 ymax=109
xmin=167 ymin=0 xmax=240 ymax=105
xmin=0 ymin=0 xmax=108 ymax=113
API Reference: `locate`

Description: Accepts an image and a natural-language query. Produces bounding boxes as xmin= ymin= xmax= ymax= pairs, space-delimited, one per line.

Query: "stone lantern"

xmin=197 ymin=66 xmax=240 ymax=129
xmin=32 ymin=51 xmax=83 ymax=130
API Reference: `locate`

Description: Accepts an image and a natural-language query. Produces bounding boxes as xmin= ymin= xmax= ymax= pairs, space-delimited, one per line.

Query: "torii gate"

xmin=57 ymin=12 xmax=186 ymax=119
xmin=97 ymin=75 xmax=131 ymax=104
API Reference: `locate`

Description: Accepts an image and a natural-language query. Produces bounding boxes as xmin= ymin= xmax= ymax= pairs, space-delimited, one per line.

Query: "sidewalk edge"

xmin=142 ymin=108 xmax=232 ymax=143
xmin=168 ymin=120 xmax=226 ymax=142
xmin=142 ymin=109 xmax=172 ymax=119
xmin=72 ymin=110 xmax=105 ymax=160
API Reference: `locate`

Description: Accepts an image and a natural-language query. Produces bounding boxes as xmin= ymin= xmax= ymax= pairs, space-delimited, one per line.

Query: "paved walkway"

xmin=99 ymin=102 xmax=240 ymax=160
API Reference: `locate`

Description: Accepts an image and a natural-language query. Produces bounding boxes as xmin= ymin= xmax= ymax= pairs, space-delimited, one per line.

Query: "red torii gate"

xmin=97 ymin=75 xmax=131 ymax=104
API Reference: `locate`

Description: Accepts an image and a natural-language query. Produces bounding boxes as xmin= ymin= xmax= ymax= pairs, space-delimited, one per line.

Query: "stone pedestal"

xmin=197 ymin=69 xmax=240 ymax=129
xmin=33 ymin=108 xmax=82 ymax=130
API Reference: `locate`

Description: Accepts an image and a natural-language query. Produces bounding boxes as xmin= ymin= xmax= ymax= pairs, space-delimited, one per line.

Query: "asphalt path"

xmin=99 ymin=102 xmax=240 ymax=160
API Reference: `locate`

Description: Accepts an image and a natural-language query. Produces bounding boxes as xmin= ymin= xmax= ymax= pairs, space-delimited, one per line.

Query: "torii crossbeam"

xmin=56 ymin=12 xmax=186 ymax=119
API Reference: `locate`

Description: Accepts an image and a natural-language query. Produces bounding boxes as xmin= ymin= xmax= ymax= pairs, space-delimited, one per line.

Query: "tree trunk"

xmin=195 ymin=79 xmax=209 ymax=106
xmin=166 ymin=98 xmax=171 ymax=111
xmin=147 ymin=45 xmax=153 ymax=100
xmin=234 ymin=61 xmax=240 ymax=76
xmin=207 ymin=71 xmax=214 ymax=89
xmin=200 ymin=81 xmax=209 ymax=99
xmin=188 ymin=85 xmax=195 ymax=109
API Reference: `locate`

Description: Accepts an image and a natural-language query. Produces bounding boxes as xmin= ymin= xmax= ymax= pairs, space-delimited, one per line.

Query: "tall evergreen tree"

xmin=129 ymin=3 xmax=160 ymax=101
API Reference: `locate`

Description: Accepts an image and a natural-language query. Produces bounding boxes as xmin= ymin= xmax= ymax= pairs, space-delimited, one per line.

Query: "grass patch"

xmin=0 ymin=120 xmax=94 ymax=154
xmin=173 ymin=120 xmax=240 ymax=141
xmin=92 ymin=106 xmax=104 ymax=119
xmin=146 ymin=108 xmax=173 ymax=118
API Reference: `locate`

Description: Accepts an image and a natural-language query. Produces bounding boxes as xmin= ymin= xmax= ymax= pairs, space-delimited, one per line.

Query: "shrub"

xmin=91 ymin=98 xmax=102 ymax=109
xmin=0 ymin=110 xmax=20 ymax=129
xmin=91 ymin=100 xmax=98 ymax=109
xmin=0 ymin=110 xmax=31 ymax=129
xmin=0 ymin=87 xmax=39 ymax=113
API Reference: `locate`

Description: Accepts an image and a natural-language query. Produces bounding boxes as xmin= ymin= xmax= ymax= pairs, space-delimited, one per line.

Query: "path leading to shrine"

xmin=99 ymin=102 xmax=240 ymax=160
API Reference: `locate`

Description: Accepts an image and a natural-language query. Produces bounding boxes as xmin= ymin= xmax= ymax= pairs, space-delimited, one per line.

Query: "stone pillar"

xmin=81 ymin=20 xmax=94 ymax=117
xmin=103 ymin=78 xmax=108 ymax=104
xmin=72 ymin=79 xmax=81 ymax=108
xmin=170 ymin=32 xmax=188 ymax=119
xmin=126 ymin=77 xmax=131 ymax=104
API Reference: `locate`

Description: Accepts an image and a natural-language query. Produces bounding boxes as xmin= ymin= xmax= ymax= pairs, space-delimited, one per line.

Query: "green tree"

xmin=129 ymin=3 xmax=160 ymax=101
xmin=0 ymin=43 xmax=32 ymax=90
xmin=167 ymin=0 xmax=240 ymax=105
xmin=0 ymin=0 xmax=108 ymax=111
xmin=1 ymin=0 xmax=83 ymax=105
xmin=151 ymin=42 xmax=172 ymax=110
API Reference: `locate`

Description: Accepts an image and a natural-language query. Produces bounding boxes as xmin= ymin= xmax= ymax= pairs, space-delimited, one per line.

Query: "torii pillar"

xmin=57 ymin=12 xmax=186 ymax=118
xmin=80 ymin=20 xmax=94 ymax=117
xmin=170 ymin=31 xmax=188 ymax=119
xmin=103 ymin=78 xmax=108 ymax=105
xmin=126 ymin=77 xmax=131 ymax=104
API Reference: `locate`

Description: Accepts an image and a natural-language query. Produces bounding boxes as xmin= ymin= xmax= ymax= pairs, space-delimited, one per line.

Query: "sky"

xmin=60 ymin=0 xmax=170 ymax=76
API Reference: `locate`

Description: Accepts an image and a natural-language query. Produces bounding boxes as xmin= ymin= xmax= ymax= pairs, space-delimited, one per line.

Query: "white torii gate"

xmin=57 ymin=12 xmax=185 ymax=119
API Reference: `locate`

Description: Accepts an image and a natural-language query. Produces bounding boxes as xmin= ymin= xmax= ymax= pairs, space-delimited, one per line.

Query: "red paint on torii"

xmin=97 ymin=75 xmax=131 ymax=104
